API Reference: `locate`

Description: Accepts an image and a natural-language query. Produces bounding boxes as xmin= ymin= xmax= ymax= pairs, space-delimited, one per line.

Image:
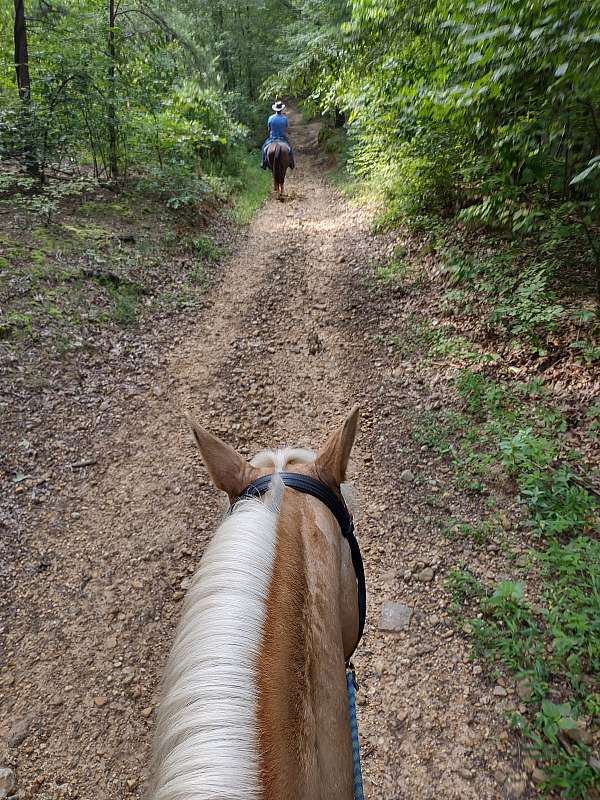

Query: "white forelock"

xmin=251 ymin=446 xmax=356 ymax=514
xmin=251 ymin=446 xmax=316 ymax=471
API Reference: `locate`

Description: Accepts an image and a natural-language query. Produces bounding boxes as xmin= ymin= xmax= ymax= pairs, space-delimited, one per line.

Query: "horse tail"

xmin=272 ymin=143 xmax=288 ymax=187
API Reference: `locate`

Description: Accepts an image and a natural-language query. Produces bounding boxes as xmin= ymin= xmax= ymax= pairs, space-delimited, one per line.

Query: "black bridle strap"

xmin=233 ymin=472 xmax=366 ymax=660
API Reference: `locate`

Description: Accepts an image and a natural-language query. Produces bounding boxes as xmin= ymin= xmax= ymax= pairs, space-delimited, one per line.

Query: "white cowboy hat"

xmin=272 ymin=101 xmax=286 ymax=111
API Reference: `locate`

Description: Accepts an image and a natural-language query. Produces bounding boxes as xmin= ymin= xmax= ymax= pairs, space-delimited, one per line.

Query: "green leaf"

xmin=558 ymin=717 xmax=578 ymax=731
xmin=570 ymin=161 xmax=600 ymax=185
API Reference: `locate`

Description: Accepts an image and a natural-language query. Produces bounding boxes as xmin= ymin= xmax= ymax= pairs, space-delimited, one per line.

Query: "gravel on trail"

xmin=1 ymin=111 xmax=532 ymax=799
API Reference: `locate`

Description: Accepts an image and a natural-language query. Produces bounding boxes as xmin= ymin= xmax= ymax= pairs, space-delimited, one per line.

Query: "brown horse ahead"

xmin=267 ymin=141 xmax=290 ymax=197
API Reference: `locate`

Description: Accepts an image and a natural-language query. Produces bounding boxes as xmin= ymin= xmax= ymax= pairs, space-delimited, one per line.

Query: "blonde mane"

xmin=150 ymin=448 xmax=314 ymax=800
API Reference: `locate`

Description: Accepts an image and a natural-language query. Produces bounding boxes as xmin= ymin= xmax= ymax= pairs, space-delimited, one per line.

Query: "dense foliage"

xmin=1 ymin=0 xmax=293 ymax=206
xmin=270 ymin=0 xmax=600 ymax=304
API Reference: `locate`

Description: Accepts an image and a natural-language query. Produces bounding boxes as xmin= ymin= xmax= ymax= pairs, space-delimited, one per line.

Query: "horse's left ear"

xmin=315 ymin=406 xmax=360 ymax=488
xmin=186 ymin=415 xmax=259 ymax=503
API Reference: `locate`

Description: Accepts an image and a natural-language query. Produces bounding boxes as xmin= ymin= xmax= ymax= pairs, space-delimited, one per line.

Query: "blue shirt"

xmin=268 ymin=113 xmax=288 ymax=139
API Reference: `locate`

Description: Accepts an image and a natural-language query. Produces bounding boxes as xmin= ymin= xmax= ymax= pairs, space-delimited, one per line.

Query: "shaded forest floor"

xmin=0 ymin=178 xmax=241 ymax=360
xmin=1 ymin=112 xmax=598 ymax=799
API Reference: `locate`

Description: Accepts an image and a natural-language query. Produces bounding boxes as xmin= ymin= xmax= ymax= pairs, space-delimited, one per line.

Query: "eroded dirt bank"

xmin=1 ymin=112 xmax=530 ymax=799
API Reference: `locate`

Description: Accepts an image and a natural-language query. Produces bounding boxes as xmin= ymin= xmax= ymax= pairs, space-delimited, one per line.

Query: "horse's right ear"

xmin=314 ymin=406 xmax=360 ymax=488
xmin=186 ymin=415 xmax=259 ymax=503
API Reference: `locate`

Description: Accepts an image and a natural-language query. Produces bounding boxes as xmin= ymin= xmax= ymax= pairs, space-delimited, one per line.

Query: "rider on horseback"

xmin=261 ymin=101 xmax=295 ymax=170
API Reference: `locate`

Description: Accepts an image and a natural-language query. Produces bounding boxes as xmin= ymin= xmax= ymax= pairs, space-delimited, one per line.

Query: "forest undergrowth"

xmin=0 ymin=161 xmax=270 ymax=382
xmin=326 ymin=139 xmax=600 ymax=798
xmin=1 ymin=0 xmax=276 ymax=380
xmin=301 ymin=6 xmax=600 ymax=779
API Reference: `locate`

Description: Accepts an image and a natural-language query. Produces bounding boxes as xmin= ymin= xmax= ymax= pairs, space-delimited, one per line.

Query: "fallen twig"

xmin=68 ymin=458 xmax=98 ymax=469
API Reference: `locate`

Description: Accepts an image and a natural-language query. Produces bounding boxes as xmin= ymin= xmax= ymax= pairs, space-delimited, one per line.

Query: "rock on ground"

xmin=0 ymin=768 xmax=16 ymax=799
xmin=378 ymin=602 xmax=413 ymax=632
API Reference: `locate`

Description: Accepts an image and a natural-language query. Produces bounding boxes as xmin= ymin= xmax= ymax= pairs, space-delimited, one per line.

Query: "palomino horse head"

xmin=151 ymin=407 xmax=362 ymax=800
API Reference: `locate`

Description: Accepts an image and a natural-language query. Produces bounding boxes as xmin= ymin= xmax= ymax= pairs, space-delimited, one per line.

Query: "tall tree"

xmin=13 ymin=0 xmax=31 ymax=100
xmin=107 ymin=0 xmax=118 ymax=177
xmin=12 ymin=0 xmax=39 ymax=175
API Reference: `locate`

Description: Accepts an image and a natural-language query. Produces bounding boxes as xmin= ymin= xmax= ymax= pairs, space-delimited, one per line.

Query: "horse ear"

xmin=186 ymin=416 xmax=258 ymax=502
xmin=315 ymin=406 xmax=360 ymax=488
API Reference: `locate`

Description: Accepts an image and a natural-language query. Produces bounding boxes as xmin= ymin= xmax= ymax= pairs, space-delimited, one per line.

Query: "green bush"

xmin=231 ymin=151 xmax=271 ymax=224
xmin=133 ymin=82 xmax=247 ymax=168
xmin=467 ymin=540 xmax=600 ymax=798
xmin=134 ymin=165 xmax=211 ymax=212
xmin=500 ymin=429 xmax=598 ymax=538
xmin=356 ymin=140 xmax=459 ymax=230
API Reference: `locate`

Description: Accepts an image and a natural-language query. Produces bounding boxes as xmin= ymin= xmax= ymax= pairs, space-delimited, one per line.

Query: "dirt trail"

xmin=2 ymin=112 xmax=527 ymax=799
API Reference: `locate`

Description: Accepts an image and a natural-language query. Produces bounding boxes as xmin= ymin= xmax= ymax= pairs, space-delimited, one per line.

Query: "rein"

xmin=233 ymin=471 xmax=366 ymax=661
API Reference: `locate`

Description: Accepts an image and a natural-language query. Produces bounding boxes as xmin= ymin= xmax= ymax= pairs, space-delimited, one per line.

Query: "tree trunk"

xmin=107 ymin=0 xmax=118 ymax=178
xmin=216 ymin=4 xmax=231 ymax=89
xmin=14 ymin=0 xmax=31 ymax=100
xmin=244 ymin=5 xmax=255 ymax=99
xmin=14 ymin=0 xmax=39 ymax=176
